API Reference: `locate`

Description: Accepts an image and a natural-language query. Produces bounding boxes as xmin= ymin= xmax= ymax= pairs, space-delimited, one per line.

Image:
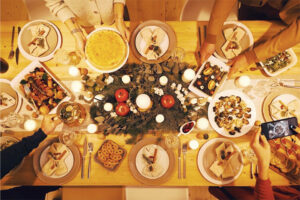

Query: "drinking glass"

xmin=54 ymin=49 xmax=82 ymax=65
xmin=59 ymin=131 xmax=77 ymax=146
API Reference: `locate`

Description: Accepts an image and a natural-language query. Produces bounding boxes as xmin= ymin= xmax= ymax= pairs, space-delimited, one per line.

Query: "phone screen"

xmin=261 ymin=117 xmax=298 ymax=140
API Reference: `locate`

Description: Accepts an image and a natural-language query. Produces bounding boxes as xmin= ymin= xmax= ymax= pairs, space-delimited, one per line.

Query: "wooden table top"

xmin=0 ymin=20 xmax=299 ymax=186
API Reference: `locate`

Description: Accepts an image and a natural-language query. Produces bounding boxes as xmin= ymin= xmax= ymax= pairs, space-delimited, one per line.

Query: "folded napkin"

xmin=28 ymin=24 xmax=50 ymax=57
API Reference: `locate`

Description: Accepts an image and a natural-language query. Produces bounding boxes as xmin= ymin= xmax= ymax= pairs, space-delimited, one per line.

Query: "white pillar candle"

xmin=71 ymin=81 xmax=83 ymax=93
xmin=68 ymin=66 xmax=80 ymax=77
xmin=196 ymin=117 xmax=209 ymax=130
xmin=104 ymin=103 xmax=113 ymax=112
xmin=235 ymin=75 xmax=251 ymax=88
xmin=136 ymin=94 xmax=151 ymax=109
xmin=24 ymin=119 xmax=37 ymax=131
xmin=159 ymin=76 xmax=168 ymax=86
xmin=189 ymin=140 xmax=199 ymax=150
xmin=155 ymin=114 xmax=165 ymax=123
xmin=182 ymin=69 xmax=195 ymax=83
xmin=122 ymin=75 xmax=131 ymax=84
xmin=87 ymin=124 xmax=97 ymax=133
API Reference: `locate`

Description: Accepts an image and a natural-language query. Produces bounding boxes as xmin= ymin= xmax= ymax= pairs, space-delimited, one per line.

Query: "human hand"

xmin=41 ymin=114 xmax=62 ymax=135
xmin=227 ymin=54 xmax=249 ymax=79
xmin=250 ymin=121 xmax=271 ymax=180
xmin=115 ymin=19 xmax=130 ymax=41
xmin=199 ymin=41 xmax=215 ymax=64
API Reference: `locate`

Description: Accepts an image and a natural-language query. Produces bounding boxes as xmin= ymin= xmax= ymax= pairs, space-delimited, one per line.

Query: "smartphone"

xmin=261 ymin=117 xmax=298 ymax=140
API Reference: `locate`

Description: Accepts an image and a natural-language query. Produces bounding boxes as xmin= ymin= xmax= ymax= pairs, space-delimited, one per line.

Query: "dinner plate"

xmin=18 ymin=20 xmax=62 ymax=62
xmin=214 ymin=21 xmax=254 ymax=62
xmin=197 ymin=138 xmax=243 ymax=185
xmin=130 ymin=20 xmax=177 ymax=64
xmin=128 ymin=137 xmax=175 ymax=185
xmin=208 ymin=90 xmax=256 ymax=137
xmin=0 ymin=79 xmax=22 ymax=119
xmin=33 ymin=137 xmax=81 ymax=184
xmin=0 ymin=135 xmax=24 ymax=175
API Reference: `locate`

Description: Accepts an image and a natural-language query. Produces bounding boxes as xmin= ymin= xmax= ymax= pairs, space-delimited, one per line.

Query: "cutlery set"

xmin=8 ymin=26 xmax=21 ymax=65
xmin=178 ymin=139 xmax=188 ymax=179
xmin=81 ymin=138 xmax=94 ymax=179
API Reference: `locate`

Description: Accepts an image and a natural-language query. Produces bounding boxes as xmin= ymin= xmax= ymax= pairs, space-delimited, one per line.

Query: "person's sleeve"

xmin=44 ymin=0 xmax=75 ymax=22
xmin=0 ymin=129 xmax=47 ymax=179
xmin=114 ymin=0 xmax=126 ymax=5
xmin=244 ymin=17 xmax=300 ymax=65
xmin=206 ymin=0 xmax=237 ymax=44
xmin=254 ymin=178 xmax=275 ymax=200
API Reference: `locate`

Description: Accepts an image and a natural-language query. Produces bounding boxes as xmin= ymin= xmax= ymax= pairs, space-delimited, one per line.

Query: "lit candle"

xmin=83 ymin=91 xmax=94 ymax=102
xmin=24 ymin=119 xmax=37 ymax=131
xmin=68 ymin=66 xmax=80 ymax=77
xmin=71 ymin=81 xmax=83 ymax=93
xmin=182 ymin=69 xmax=195 ymax=83
xmin=159 ymin=76 xmax=168 ymax=86
xmin=122 ymin=75 xmax=131 ymax=84
xmin=196 ymin=117 xmax=209 ymax=130
xmin=235 ymin=75 xmax=251 ymax=88
xmin=189 ymin=140 xmax=199 ymax=150
xmin=136 ymin=94 xmax=152 ymax=110
xmin=87 ymin=124 xmax=97 ymax=133
xmin=104 ymin=103 xmax=113 ymax=112
xmin=155 ymin=114 xmax=165 ymax=123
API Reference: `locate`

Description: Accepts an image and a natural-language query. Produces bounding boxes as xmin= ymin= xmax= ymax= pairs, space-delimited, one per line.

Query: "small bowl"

xmin=57 ymin=102 xmax=86 ymax=127
xmin=178 ymin=121 xmax=196 ymax=136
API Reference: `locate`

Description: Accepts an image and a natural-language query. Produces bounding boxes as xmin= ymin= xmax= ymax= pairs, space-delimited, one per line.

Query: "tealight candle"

xmin=122 ymin=75 xmax=131 ymax=84
xmin=196 ymin=117 xmax=209 ymax=130
xmin=155 ymin=114 xmax=165 ymax=123
xmin=182 ymin=69 xmax=195 ymax=83
xmin=159 ymin=76 xmax=168 ymax=86
xmin=68 ymin=66 xmax=80 ymax=77
xmin=24 ymin=119 xmax=37 ymax=131
xmin=136 ymin=94 xmax=152 ymax=110
xmin=189 ymin=140 xmax=199 ymax=150
xmin=104 ymin=103 xmax=113 ymax=112
xmin=87 ymin=124 xmax=97 ymax=133
xmin=235 ymin=75 xmax=251 ymax=88
xmin=71 ymin=81 xmax=83 ymax=93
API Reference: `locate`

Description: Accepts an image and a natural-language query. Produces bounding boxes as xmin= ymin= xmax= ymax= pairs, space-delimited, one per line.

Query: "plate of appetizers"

xmin=259 ymin=49 xmax=297 ymax=77
xmin=11 ymin=60 xmax=71 ymax=114
xmin=128 ymin=137 xmax=175 ymax=185
xmin=208 ymin=90 xmax=256 ymax=137
xmin=57 ymin=102 xmax=87 ymax=127
xmin=33 ymin=138 xmax=81 ymax=184
xmin=214 ymin=21 xmax=254 ymax=62
xmin=18 ymin=20 xmax=62 ymax=62
xmin=262 ymin=89 xmax=300 ymax=122
xmin=85 ymin=27 xmax=129 ymax=73
xmin=197 ymin=138 xmax=243 ymax=185
xmin=131 ymin=20 xmax=176 ymax=64
xmin=0 ymin=79 xmax=22 ymax=119
xmin=189 ymin=56 xmax=229 ymax=98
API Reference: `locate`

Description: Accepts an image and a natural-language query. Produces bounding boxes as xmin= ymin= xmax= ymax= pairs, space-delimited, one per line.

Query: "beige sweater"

xmin=44 ymin=0 xmax=126 ymax=26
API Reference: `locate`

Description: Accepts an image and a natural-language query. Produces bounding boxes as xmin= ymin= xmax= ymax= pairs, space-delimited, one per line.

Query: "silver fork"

xmin=8 ymin=26 xmax=15 ymax=59
xmin=182 ymin=143 xmax=187 ymax=179
xmin=87 ymin=142 xmax=94 ymax=179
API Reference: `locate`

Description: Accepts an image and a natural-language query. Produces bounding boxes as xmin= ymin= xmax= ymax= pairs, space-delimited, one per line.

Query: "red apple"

xmin=116 ymin=103 xmax=130 ymax=116
xmin=115 ymin=89 xmax=129 ymax=102
xmin=161 ymin=95 xmax=175 ymax=109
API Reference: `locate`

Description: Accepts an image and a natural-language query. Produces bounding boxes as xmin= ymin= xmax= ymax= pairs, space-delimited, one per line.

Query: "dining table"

xmin=0 ymin=20 xmax=299 ymax=187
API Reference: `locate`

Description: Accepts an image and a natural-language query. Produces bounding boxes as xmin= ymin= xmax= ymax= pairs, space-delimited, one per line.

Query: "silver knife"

xmin=178 ymin=138 xmax=181 ymax=179
xmin=16 ymin=26 xmax=21 ymax=65
xmin=81 ymin=137 xmax=88 ymax=179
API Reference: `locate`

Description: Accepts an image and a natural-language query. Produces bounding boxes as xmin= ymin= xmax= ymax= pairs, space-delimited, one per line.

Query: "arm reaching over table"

xmin=0 ymin=115 xmax=61 ymax=179
xmin=114 ymin=2 xmax=130 ymax=41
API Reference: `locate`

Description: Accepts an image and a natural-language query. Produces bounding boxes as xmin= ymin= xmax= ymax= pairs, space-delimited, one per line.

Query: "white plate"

xmin=260 ymin=48 xmax=297 ymax=77
xmin=85 ymin=27 xmax=129 ymax=73
xmin=208 ymin=90 xmax=256 ymax=137
xmin=136 ymin=144 xmax=169 ymax=179
xmin=0 ymin=79 xmax=22 ymax=115
xmin=197 ymin=138 xmax=243 ymax=185
xmin=188 ymin=56 xmax=229 ymax=98
xmin=135 ymin=25 xmax=169 ymax=59
xmin=270 ymin=94 xmax=299 ymax=120
xmin=10 ymin=60 xmax=71 ymax=114
xmin=18 ymin=20 xmax=62 ymax=62
xmin=214 ymin=21 xmax=254 ymax=62
xmin=39 ymin=144 xmax=74 ymax=178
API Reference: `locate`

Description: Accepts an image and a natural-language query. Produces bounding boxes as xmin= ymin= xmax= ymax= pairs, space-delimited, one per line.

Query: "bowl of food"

xmin=57 ymin=102 xmax=86 ymax=127
xmin=259 ymin=49 xmax=297 ymax=77
xmin=85 ymin=27 xmax=129 ymax=73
